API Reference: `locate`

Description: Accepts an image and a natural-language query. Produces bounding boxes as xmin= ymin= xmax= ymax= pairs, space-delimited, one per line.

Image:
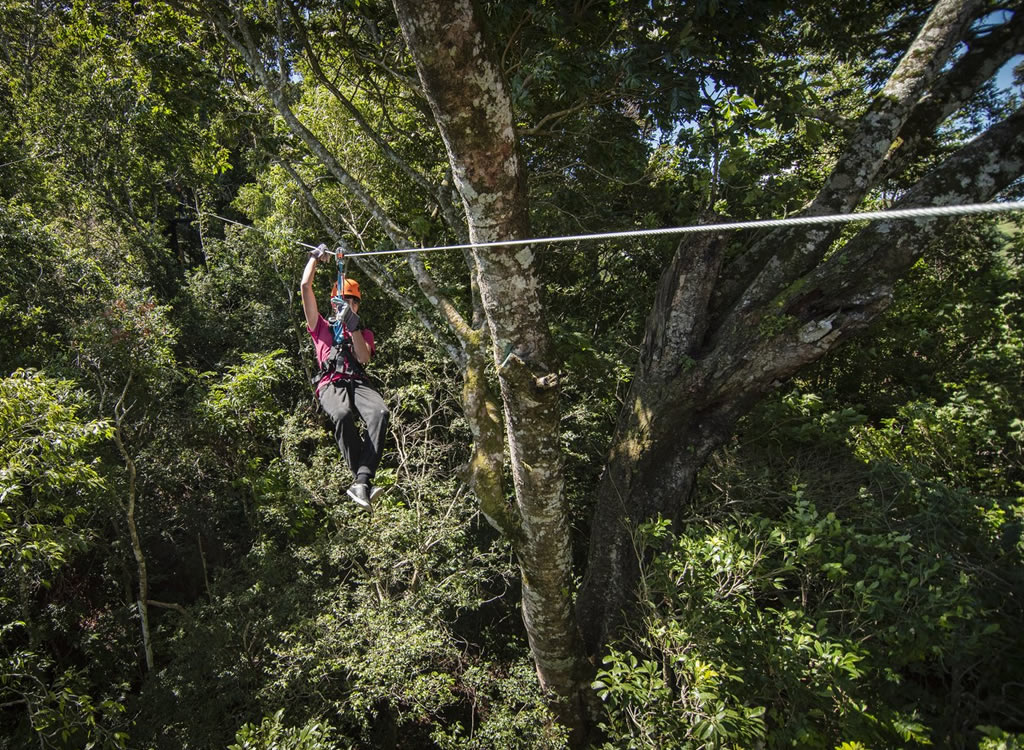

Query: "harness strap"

xmin=315 ymin=332 xmax=370 ymax=386
xmin=331 ymin=246 xmax=347 ymax=345
xmin=319 ymin=243 xmax=371 ymax=384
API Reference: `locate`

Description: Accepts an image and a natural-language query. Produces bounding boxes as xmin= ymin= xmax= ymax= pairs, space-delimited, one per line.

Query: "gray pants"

xmin=318 ymin=379 xmax=389 ymax=484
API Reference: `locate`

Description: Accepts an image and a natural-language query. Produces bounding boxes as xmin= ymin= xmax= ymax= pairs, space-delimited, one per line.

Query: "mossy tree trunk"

xmin=393 ymin=0 xmax=590 ymax=733
xmin=576 ymin=0 xmax=1024 ymax=651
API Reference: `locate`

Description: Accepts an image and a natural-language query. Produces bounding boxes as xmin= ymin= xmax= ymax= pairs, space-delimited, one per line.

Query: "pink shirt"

xmin=309 ymin=315 xmax=375 ymax=394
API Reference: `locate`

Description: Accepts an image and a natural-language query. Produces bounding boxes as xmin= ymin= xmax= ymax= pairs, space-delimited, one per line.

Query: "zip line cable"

xmin=196 ymin=200 xmax=1024 ymax=258
xmin=343 ymin=200 xmax=1024 ymax=257
xmin=0 ymin=150 xmax=55 ymax=170
xmin=204 ymin=211 xmax=322 ymax=250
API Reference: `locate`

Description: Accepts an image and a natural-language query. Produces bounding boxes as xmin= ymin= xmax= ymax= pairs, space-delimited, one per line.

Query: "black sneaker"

xmin=346 ymin=482 xmax=371 ymax=511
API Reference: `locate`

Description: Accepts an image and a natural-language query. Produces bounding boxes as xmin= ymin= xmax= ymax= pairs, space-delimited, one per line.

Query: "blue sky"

xmin=996 ymin=55 xmax=1023 ymax=92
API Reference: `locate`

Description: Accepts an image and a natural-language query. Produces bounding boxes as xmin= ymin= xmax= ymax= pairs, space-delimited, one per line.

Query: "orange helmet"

xmin=331 ymin=278 xmax=361 ymax=300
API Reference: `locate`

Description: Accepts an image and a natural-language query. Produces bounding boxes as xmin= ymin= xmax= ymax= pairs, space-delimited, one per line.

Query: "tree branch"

xmin=803 ymin=105 xmax=1024 ymax=319
xmin=110 ymin=373 xmax=154 ymax=672
xmin=204 ymin=1 xmax=411 ymax=245
xmin=879 ymin=7 xmax=1024 ymax=181
xmin=705 ymin=105 xmax=1024 ymax=404
xmin=711 ymin=0 xmax=986 ymax=341
xmin=288 ymin=5 xmax=438 ymax=199
xmin=147 ymin=599 xmax=189 ymax=616
xmin=640 ymin=227 xmax=727 ymax=384
xmin=520 ymin=95 xmax=608 ymax=136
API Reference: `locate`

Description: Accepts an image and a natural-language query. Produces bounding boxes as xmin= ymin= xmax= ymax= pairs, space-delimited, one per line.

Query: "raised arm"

xmin=300 ymin=250 xmax=323 ymax=332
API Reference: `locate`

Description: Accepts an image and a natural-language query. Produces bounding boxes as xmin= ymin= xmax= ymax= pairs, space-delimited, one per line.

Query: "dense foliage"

xmin=1 ymin=0 xmax=1022 ymax=748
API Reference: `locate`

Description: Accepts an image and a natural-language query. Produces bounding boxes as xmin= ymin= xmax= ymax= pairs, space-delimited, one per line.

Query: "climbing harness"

xmin=312 ymin=336 xmax=366 ymax=388
xmin=314 ymin=245 xmax=372 ymax=386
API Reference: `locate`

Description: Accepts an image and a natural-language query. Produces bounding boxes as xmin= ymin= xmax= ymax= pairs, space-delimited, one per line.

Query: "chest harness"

xmin=313 ymin=324 xmax=368 ymax=387
xmin=313 ymin=248 xmax=368 ymax=388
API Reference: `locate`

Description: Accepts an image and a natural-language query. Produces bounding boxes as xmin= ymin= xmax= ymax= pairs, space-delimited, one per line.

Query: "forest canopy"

xmin=1 ymin=0 xmax=1023 ymax=748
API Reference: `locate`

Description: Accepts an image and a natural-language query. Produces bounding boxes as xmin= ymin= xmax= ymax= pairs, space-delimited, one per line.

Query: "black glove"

xmin=340 ymin=304 xmax=360 ymax=332
xmin=309 ymin=243 xmax=328 ymax=260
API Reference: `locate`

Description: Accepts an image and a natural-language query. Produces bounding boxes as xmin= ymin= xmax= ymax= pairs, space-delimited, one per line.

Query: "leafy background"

xmin=1 ymin=1 xmax=1022 ymax=748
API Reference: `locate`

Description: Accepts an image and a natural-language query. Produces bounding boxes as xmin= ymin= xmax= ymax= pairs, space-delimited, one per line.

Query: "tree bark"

xmin=577 ymin=0 xmax=1021 ymax=654
xmin=110 ymin=375 xmax=154 ymax=671
xmin=392 ymin=0 xmax=589 ymax=731
xmin=578 ymin=102 xmax=1024 ymax=654
xmin=463 ymin=332 xmax=519 ymax=538
xmin=712 ymin=0 xmax=985 ymax=321
xmin=879 ymin=7 xmax=1024 ymax=181
xmin=576 ymin=230 xmax=732 ymax=651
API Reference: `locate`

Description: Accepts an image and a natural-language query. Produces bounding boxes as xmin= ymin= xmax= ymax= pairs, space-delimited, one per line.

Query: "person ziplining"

xmin=301 ymin=244 xmax=390 ymax=511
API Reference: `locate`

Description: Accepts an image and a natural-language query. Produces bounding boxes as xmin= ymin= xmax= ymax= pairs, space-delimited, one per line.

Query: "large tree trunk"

xmin=578 ymin=101 xmax=1024 ymax=653
xmin=577 ymin=0 xmax=1020 ymax=653
xmin=392 ymin=0 xmax=590 ymax=730
xmin=576 ymin=229 xmax=732 ymax=650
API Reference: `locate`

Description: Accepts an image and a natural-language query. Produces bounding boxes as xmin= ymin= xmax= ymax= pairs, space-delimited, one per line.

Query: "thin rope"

xmin=0 ymin=151 xmax=54 ymax=170
xmin=198 ymin=200 xmax=1024 ymax=258
xmin=204 ymin=211 xmax=322 ymax=250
